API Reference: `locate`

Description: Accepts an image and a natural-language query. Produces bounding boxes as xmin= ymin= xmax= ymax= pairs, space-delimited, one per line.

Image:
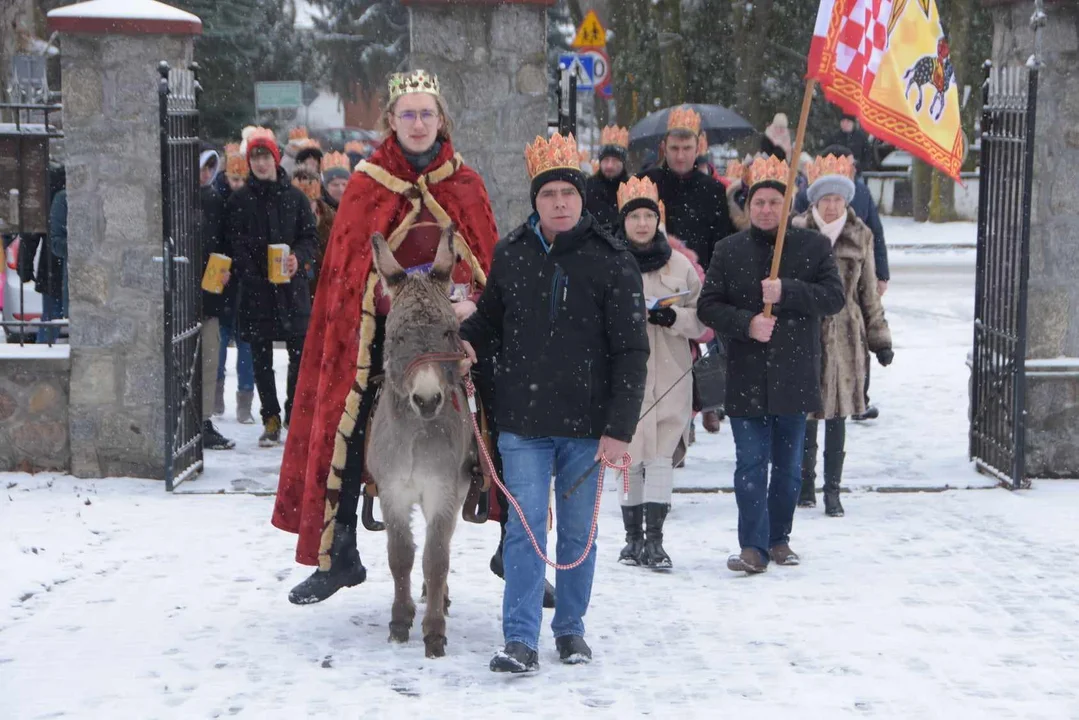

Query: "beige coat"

xmin=629 ymin=248 xmax=708 ymax=464
xmin=793 ymin=208 xmax=892 ymax=420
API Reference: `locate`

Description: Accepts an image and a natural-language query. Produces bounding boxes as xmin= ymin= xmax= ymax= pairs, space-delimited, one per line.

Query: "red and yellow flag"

xmin=807 ymin=0 xmax=965 ymax=180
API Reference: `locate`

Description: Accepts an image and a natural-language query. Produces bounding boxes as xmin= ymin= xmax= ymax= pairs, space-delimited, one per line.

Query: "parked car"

xmin=310 ymin=126 xmax=381 ymax=153
xmin=2 ymin=235 xmax=44 ymax=343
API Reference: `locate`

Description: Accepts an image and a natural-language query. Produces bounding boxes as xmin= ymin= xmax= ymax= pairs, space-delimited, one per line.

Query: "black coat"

xmin=641 ymin=165 xmax=735 ymax=271
xmin=794 ymin=179 xmax=889 ymax=281
xmin=226 ymin=168 xmax=318 ymax=342
xmin=584 ymin=171 xmax=626 ymax=232
xmin=200 ymin=184 xmax=228 ymax=319
xmin=697 ymin=225 xmax=845 ymax=418
xmin=461 ymin=212 xmax=649 ymax=443
xmin=825 ymin=128 xmax=876 ymax=171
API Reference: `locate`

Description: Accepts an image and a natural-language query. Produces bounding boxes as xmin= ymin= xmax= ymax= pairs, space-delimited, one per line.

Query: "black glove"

xmin=648 ymin=307 xmax=677 ymax=328
xmin=876 ymin=348 xmax=894 ymax=367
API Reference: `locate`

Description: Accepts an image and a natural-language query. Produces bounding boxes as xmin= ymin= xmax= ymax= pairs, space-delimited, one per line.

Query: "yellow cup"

xmin=200 ymin=253 xmax=232 ymax=294
xmin=268 ymin=244 xmax=291 ymax=284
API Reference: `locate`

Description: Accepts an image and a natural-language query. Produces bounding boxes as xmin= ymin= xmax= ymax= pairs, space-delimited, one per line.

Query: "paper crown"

xmin=225 ymin=153 xmax=248 ymax=178
xmin=600 ymin=125 xmax=629 ymax=148
xmin=292 ymin=174 xmax=322 ymax=201
xmin=288 ymin=127 xmax=309 ymax=142
xmin=525 ymin=133 xmax=581 ymax=179
xmin=617 ymin=176 xmax=659 ymax=210
xmin=295 ymin=138 xmax=322 ymax=151
xmin=322 ymin=151 xmax=351 ymax=172
xmin=746 ymin=155 xmax=790 ymax=188
xmin=725 ymin=159 xmax=745 ymax=180
xmin=344 ymin=140 xmax=370 ymax=155
xmin=223 ymin=142 xmax=240 ymax=156
xmin=667 ymin=106 xmax=701 ymax=135
xmin=806 ymin=154 xmax=856 ymax=185
xmin=388 ymin=69 xmax=441 ymax=103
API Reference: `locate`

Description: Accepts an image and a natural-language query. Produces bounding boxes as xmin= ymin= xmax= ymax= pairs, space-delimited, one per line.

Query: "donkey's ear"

xmin=430 ymin=222 xmax=457 ymax=285
xmin=371 ymin=232 xmax=406 ymax=293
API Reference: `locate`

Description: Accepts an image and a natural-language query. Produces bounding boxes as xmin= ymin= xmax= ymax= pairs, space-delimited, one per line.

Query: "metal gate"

xmin=969 ymin=61 xmax=1038 ymax=490
xmin=158 ymin=61 xmax=203 ymax=491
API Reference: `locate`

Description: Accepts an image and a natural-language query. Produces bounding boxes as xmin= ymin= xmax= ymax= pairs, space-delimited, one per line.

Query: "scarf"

xmin=627 ymin=231 xmax=673 ymax=273
xmin=403 ymin=139 xmax=444 ymax=174
xmin=812 ymin=206 xmax=848 ymax=245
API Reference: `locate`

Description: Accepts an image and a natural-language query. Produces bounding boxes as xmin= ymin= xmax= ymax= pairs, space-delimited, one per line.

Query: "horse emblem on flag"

xmin=902 ymin=37 xmax=955 ymax=122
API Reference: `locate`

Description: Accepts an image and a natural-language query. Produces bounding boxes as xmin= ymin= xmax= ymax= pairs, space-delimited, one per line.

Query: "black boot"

xmin=799 ymin=421 xmax=818 ymax=508
xmin=288 ymin=522 xmax=367 ymax=605
xmin=618 ymin=505 xmax=644 ymax=566
xmin=203 ymin=420 xmax=235 ymax=450
xmin=823 ymin=451 xmax=846 ymax=517
xmin=490 ymin=531 xmax=556 ymax=609
xmin=639 ymin=503 xmax=672 ymax=570
xmin=490 ymin=641 xmax=539 ymax=673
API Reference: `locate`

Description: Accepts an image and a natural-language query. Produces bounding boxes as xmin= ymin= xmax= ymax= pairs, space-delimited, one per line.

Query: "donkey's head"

xmin=371 ymin=224 xmax=462 ymax=421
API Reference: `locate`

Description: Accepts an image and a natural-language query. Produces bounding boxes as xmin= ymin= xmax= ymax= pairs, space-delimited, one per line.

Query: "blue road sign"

xmin=558 ymin=53 xmax=594 ymax=90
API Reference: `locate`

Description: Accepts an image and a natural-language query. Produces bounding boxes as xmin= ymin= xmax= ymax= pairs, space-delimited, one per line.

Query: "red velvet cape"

xmin=271 ymin=137 xmax=498 ymax=565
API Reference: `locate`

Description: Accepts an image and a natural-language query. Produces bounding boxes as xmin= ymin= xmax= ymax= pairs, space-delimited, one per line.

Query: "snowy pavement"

xmin=3 ymin=474 xmax=1079 ymax=718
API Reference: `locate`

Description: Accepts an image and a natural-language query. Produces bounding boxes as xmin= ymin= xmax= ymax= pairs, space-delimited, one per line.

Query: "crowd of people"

xmin=194 ymin=69 xmax=894 ymax=673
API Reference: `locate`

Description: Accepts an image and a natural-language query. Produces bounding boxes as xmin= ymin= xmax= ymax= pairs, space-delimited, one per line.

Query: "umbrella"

xmin=628 ymin=103 xmax=755 ymax=153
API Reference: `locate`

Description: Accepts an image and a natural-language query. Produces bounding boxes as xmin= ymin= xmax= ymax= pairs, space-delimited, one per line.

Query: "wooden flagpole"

xmin=764 ymin=79 xmax=817 ymax=319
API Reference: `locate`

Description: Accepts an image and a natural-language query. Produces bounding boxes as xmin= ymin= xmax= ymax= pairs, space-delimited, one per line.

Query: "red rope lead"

xmin=464 ymin=378 xmax=630 ymax=571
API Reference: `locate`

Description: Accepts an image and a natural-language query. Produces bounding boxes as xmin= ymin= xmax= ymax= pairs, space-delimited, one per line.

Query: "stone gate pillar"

xmin=988 ymin=0 xmax=1079 ymax=477
xmin=47 ymin=0 xmax=201 ymax=478
xmin=404 ymin=0 xmax=554 ymax=234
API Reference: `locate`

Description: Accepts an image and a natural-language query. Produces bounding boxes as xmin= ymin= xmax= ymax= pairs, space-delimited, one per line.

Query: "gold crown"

xmin=388 ymin=69 xmax=441 ymax=103
xmin=525 ymin=133 xmax=581 ymax=179
xmin=223 ymin=142 xmax=240 ymax=156
xmin=225 ymin=153 xmax=248 ymax=178
xmin=725 ymin=159 xmax=745 ymax=180
xmin=746 ymin=155 xmax=790 ymax=188
xmin=322 ymin=151 xmax=351 ymax=172
xmin=600 ymin=125 xmax=629 ymax=148
xmin=667 ymin=106 xmax=701 ymax=135
xmin=616 ymin=176 xmax=659 ymax=210
xmin=292 ymin=174 xmax=322 ymax=201
xmin=295 ymin=138 xmax=321 ymax=151
xmin=288 ymin=127 xmax=308 ymax=142
xmin=806 ymin=154 xmax=856 ymax=185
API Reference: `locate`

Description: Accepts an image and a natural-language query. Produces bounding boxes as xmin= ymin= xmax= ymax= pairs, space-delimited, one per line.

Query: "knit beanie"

xmin=247 ymin=136 xmax=281 ymax=167
xmin=530 ymin=167 xmax=587 ymax=210
xmin=598 ymin=144 xmax=628 ymax=164
xmin=807 ymin=174 xmax=856 ymax=205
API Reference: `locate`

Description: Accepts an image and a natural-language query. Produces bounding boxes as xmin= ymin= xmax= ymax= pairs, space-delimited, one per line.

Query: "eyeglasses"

xmin=395 ymin=110 xmax=439 ymax=125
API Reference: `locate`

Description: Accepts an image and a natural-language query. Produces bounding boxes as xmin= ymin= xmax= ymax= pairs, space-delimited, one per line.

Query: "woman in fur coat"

xmin=793 ymin=156 xmax=894 ymax=516
xmin=617 ymin=177 xmax=708 ymax=570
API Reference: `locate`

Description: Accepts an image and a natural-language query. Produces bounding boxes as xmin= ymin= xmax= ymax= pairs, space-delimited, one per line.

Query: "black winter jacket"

xmin=226 ymin=168 xmax=318 ymax=342
xmin=461 ymin=212 xmax=649 ymax=443
xmin=697 ymin=225 xmax=845 ymax=418
xmin=585 ymin=171 xmax=626 ymax=232
xmin=641 ymin=165 xmax=735 ymax=271
xmin=200 ymin=184 xmax=228 ymax=319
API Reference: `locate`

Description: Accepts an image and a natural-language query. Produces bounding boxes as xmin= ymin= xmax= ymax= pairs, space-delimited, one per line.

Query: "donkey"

xmin=367 ymin=223 xmax=475 ymax=659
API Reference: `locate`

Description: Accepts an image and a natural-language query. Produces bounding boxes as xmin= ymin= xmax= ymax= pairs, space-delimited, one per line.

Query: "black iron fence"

xmin=158 ymin=62 xmax=203 ymax=491
xmin=0 ymin=101 xmax=66 ymax=346
xmin=970 ymin=61 xmax=1038 ymax=490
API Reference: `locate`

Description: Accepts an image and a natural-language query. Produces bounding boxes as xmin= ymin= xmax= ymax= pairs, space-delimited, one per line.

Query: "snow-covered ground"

xmin=5 ymin=220 xmax=1079 ymax=717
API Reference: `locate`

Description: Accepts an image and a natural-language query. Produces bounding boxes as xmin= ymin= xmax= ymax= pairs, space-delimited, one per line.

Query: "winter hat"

xmin=617 ymin=176 xmax=664 ymax=223
xmin=525 ymin=133 xmax=587 ymax=210
xmin=806 ymin=154 xmax=856 ymax=205
xmin=745 ymin=155 xmax=790 ymax=203
xmin=295 ymin=140 xmax=323 ymax=168
xmin=763 ymin=113 xmax=792 ymax=162
xmin=199 ymin=150 xmax=220 ymax=184
xmin=246 ymin=127 xmax=281 ymax=166
xmin=598 ymin=125 xmax=629 ymax=164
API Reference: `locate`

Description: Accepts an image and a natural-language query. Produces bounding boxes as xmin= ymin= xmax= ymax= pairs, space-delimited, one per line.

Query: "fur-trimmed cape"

xmin=272 ymin=136 xmax=499 ymax=568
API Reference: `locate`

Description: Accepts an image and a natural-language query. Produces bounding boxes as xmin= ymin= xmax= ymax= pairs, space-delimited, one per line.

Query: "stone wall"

xmin=990 ymin=1 xmax=1079 ymax=477
xmin=0 ymin=353 xmax=70 ymax=472
xmin=60 ymin=33 xmax=193 ymax=478
xmin=409 ymin=4 xmax=549 ymax=235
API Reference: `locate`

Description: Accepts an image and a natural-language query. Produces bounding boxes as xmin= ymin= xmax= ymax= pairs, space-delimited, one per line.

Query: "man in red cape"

xmin=271 ymin=72 xmax=499 ymax=604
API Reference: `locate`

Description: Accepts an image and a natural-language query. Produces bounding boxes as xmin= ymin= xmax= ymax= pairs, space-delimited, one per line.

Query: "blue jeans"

xmin=729 ymin=415 xmax=808 ymax=561
xmin=36 ymin=294 xmax=62 ymax=344
xmin=497 ymin=432 xmax=601 ymax=652
xmin=217 ymin=321 xmax=254 ymax=392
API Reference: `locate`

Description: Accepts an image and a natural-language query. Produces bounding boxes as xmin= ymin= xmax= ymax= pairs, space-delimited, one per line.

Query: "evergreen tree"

xmin=307 ymin=0 xmax=408 ymax=104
